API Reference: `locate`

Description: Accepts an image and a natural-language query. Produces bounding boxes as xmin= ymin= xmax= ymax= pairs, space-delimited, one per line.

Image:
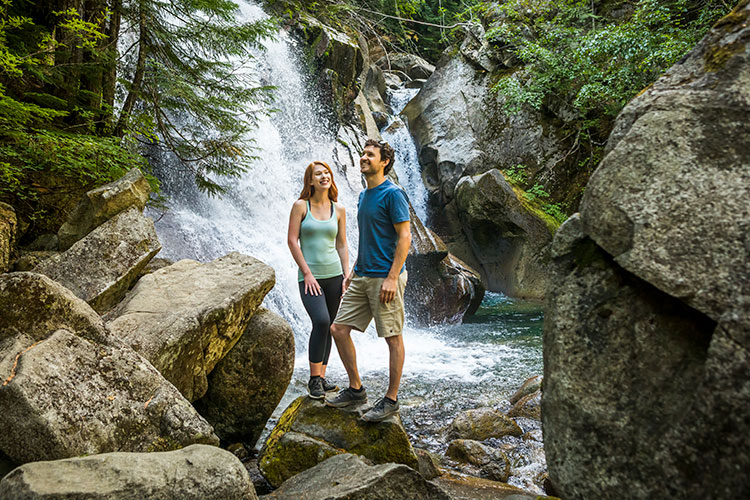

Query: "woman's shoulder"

xmin=335 ymin=201 xmax=346 ymax=214
xmin=291 ymin=198 xmax=307 ymax=215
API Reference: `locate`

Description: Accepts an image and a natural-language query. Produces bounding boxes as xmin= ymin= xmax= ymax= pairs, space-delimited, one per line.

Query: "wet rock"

xmin=195 ymin=308 xmax=295 ymax=446
xmin=263 ymin=453 xmax=450 ymax=500
xmin=258 ymin=396 xmax=418 ymax=488
xmin=58 ymin=168 xmax=150 ymax=250
xmin=297 ymin=15 xmax=364 ymax=89
xmin=362 ymin=65 xmax=387 ymax=114
xmin=453 ymin=169 xmax=553 ymax=297
xmin=415 ymin=448 xmax=441 ymax=479
xmin=544 ymin=4 xmax=750 ymax=498
xmin=383 ymin=70 xmax=404 ymax=89
xmin=507 ymin=390 xmax=541 ymax=420
xmin=447 ymin=439 xmax=511 ymax=482
xmin=376 ymin=53 xmax=435 ymax=80
xmin=509 ymin=375 xmax=543 ymax=405
xmin=0 ymin=273 xmax=218 ymax=464
xmin=405 ymin=79 xmax=426 ymax=89
xmin=0 ymin=445 xmax=257 ymax=500
xmin=433 ymin=473 xmax=532 ymax=499
xmin=106 ymin=252 xmax=275 ymax=402
xmin=34 ymin=208 xmax=161 ymax=314
xmin=448 ymin=408 xmax=523 ymax=441
xmin=0 ymin=202 xmax=16 ymax=273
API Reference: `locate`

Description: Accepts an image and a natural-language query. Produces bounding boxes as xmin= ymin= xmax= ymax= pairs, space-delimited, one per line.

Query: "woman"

xmin=287 ymin=161 xmax=349 ymax=399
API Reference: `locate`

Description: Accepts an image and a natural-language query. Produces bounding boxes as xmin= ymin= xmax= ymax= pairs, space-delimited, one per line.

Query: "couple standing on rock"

xmin=287 ymin=139 xmax=412 ymax=423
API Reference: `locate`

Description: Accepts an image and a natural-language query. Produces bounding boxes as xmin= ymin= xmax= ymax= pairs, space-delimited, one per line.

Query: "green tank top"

xmin=298 ymin=200 xmax=343 ymax=281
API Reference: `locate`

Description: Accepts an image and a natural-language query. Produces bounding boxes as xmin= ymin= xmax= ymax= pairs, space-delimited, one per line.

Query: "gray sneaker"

xmin=321 ymin=378 xmax=339 ymax=392
xmin=362 ymin=397 xmax=399 ymax=422
xmin=325 ymin=386 xmax=367 ymax=408
xmin=308 ymin=377 xmax=325 ymax=399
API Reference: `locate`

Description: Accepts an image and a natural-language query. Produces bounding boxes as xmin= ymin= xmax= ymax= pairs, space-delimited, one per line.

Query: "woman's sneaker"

xmin=325 ymin=386 xmax=367 ymax=408
xmin=321 ymin=378 xmax=339 ymax=392
xmin=362 ymin=397 xmax=399 ymax=422
xmin=308 ymin=377 xmax=325 ymax=399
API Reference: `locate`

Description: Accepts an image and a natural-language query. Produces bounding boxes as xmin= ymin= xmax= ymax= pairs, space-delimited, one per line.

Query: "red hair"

xmin=298 ymin=161 xmax=338 ymax=202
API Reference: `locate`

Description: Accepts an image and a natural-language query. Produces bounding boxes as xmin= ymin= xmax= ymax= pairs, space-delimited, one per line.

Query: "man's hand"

xmin=380 ymin=276 xmax=398 ymax=303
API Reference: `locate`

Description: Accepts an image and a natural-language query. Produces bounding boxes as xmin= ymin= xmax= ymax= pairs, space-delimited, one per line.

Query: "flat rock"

xmin=0 ymin=444 xmax=257 ymax=500
xmin=433 ymin=473 xmax=532 ymax=500
xmin=262 ymin=453 xmax=450 ymax=500
xmin=259 ymin=396 xmax=418 ymax=488
xmin=195 ymin=308 xmax=295 ymax=446
xmin=0 ymin=273 xmax=218 ymax=465
xmin=106 ymin=252 xmax=275 ymax=401
xmin=448 ymin=408 xmax=523 ymax=441
xmin=58 ymin=167 xmax=150 ymax=250
xmin=35 ymin=208 xmax=161 ymax=314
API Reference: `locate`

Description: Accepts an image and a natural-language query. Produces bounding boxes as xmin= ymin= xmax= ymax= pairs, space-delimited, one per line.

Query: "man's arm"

xmin=380 ymin=220 xmax=411 ymax=303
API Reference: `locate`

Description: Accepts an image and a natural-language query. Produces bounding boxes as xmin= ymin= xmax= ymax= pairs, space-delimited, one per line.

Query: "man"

xmin=325 ymin=139 xmax=411 ymax=422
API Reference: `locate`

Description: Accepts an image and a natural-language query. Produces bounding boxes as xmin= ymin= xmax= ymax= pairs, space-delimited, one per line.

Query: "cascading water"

xmin=151 ymin=1 xmax=546 ymax=493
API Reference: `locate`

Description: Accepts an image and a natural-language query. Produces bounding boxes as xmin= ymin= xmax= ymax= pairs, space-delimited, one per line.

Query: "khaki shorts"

xmin=333 ymin=271 xmax=408 ymax=338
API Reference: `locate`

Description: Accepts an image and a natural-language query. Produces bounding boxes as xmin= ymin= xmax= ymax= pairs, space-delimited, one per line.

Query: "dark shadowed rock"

xmin=0 ymin=445 xmax=256 ymax=500
xmin=106 ymin=252 xmax=275 ymax=402
xmin=447 ymin=439 xmax=511 ymax=482
xmin=259 ymin=396 xmax=418 ymax=488
xmin=34 ymin=208 xmax=161 ymax=314
xmin=58 ymin=168 xmax=150 ymax=250
xmin=0 ymin=273 xmax=218 ymax=465
xmin=195 ymin=308 xmax=295 ymax=446
xmin=448 ymin=408 xmax=523 ymax=441
xmin=0 ymin=202 xmax=16 ymax=273
xmin=262 ymin=454 xmax=450 ymax=500
xmin=11 ymin=250 xmax=57 ymax=272
xmin=414 ymin=448 xmax=441 ymax=479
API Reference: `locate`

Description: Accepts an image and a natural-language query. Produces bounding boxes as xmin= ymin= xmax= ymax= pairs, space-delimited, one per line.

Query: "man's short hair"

xmin=364 ymin=139 xmax=396 ymax=175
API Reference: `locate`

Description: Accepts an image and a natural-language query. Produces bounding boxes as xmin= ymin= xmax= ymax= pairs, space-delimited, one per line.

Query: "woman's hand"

xmin=303 ymin=272 xmax=322 ymax=296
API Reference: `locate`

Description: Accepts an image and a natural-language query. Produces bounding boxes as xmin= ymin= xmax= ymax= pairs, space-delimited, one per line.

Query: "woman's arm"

xmin=288 ymin=200 xmax=321 ymax=295
xmin=335 ymin=204 xmax=351 ymax=292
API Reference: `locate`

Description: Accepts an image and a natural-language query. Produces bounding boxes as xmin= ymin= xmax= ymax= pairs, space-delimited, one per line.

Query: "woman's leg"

xmin=299 ymin=281 xmax=332 ymax=377
xmin=319 ymin=275 xmax=344 ymax=368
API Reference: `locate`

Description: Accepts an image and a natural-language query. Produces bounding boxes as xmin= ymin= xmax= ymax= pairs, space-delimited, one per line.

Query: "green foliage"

xmin=523 ymin=183 xmax=550 ymax=202
xmin=504 ymin=163 xmax=528 ymax=184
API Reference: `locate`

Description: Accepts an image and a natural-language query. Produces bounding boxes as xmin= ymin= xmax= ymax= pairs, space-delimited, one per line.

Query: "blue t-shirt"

xmin=354 ymin=179 xmax=411 ymax=277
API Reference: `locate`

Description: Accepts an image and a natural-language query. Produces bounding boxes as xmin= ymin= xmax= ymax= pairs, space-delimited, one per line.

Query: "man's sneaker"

xmin=321 ymin=378 xmax=339 ymax=392
xmin=362 ymin=397 xmax=399 ymax=422
xmin=325 ymin=386 xmax=367 ymax=408
xmin=308 ymin=377 xmax=325 ymax=400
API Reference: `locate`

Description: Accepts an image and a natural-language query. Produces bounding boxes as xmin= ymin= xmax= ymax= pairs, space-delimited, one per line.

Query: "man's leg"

xmin=330 ymin=323 xmax=362 ymax=390
xmin=384 ymin=334 xmax=404 ymax=400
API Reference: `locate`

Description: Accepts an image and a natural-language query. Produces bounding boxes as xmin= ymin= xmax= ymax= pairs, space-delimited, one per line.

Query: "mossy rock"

xmin=259 ymin=396 xmax=419 ymax=487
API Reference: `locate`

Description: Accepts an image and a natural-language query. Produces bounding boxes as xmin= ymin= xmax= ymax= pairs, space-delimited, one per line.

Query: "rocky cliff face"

xmin=543 ymin=2 xmax=750 ymax=498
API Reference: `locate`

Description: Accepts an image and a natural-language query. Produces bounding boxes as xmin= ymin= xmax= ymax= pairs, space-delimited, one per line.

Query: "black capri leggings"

xmin=299 ymin=274 xmax=343 ymax=364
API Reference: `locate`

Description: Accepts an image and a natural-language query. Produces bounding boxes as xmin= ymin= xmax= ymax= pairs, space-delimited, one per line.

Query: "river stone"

xmin=415 ymin=448 xmax=441 ymax=479
xmin=0 ymin=202 xmax=17 ymax=273
xmin=258 ymin=396 xmax=419 ymax=488
xmin=0 ymin=444 xmax=257 ymax=500
xmin=448 ymin=408 xmax=523 ymax=441
xmin=194 ymin=308 xmax=295 ymax=446
xmin=507 ymin=390 xmax=541 ymax=420
xmin=58 ymin=168 xmax=150 ymax=250
xmin=34 ymin=208 xmax=161 ymax=314
xmin=376 ymin=53 xmax=435 ymax=80
xmin=509 ymin=375 xmax=543 ymax=405
xmin=580 ymin=1 xmax=750 ymax=322
xmin=106 ymin=252 xmax=275 ymax=402
xmin=446 ymin=439 xmax=511 ymax=482
xmin=262 ymin=453 xmax=450 ymax=500
xmin=453 ymin=169 xmax=553 ymax=297
xmin=0 ymin=273 xmax=218 ymax=465
xmin=433 ymin=473 xmax=532 ymax=500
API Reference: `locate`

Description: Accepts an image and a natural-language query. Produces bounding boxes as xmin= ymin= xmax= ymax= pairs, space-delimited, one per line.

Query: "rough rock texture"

xmin=447 ymin=408 xmax=523 ymax=441
xmin=0 ymin=445 xmax=257 ymax=500
xmin=11 ymin=251 xmax=57 ymax=272
xmin=543 ymin=5 xmax=750 ymax=499
xmin=414 ymin=448 xmax=441 ymax=480
xmin=106 ymin=252 xmax=275 ymax=402
xmin=262 ymin=453 xmax=450 ymax=500
xmin=34 ymin=208 xmax=161 ymax=314
xmin=195 ymin=308 xmax=295 ymax=446
xmin=453 ymin=170 xmax=553 ymax=297
xmin=433 ymin=474 xmax=532 ymax=500
xmin=406 ymin=207 xmax=484 ymax=323
xmin=0 ymin=202 xmax=16 ymax=273
xmin=376 ymin=53 xmax=435 ymax=80
xmin=0 ymin=273 xmax=218 ymax=465
xmin=446 ymin=439 xmax=511 ymax=482
xmin=259 ymin=397 xmax=419 ymax=488
xmin=509 ymin=375 xmax=542 ymax=405
xmin=507 ymin=390 xmax=541 ymax=420
xmin=58 ymin=168 xmax=150 ymax=251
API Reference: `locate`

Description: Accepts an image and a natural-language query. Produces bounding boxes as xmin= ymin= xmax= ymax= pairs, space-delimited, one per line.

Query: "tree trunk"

xmin=115 ymin=2 xmax=146 ymax=137
xmin=101 ymin=0 xmax=122 ymax=129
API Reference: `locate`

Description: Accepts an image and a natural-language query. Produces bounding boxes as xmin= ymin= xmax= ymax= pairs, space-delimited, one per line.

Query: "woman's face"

xmin=311 ymin=164 xmax=332 ymax=191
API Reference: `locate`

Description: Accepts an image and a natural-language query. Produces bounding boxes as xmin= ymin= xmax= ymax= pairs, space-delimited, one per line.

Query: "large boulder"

xmin=259 ymin=396 xmax=419 ymax=488
xmin=58 ymin=168 xmax=150 ymax=250
xmin=446 ymin=439 xmax=511 ymax=482
xmin=0 ymin=202 xmax=16 ymax=273
xmin=376 ymin=53 xmax=435 ymax=80
xmin=194 ymin=308 xmax=295 ymax=446
xmin=263 ymin=453 xmax=450 ymax=500
xmin=447 ymin=408 xmax=523 ymax=441
xmin=453 ymin=169 xmax=553 ymax=297
xmin=0 ymin=445 xmax=257 ymax=500
xmin=106 ymin=252 xmax=275 ymax=402
xmin=0 ymin=273 xmax=218 ymax=465
xmin=34 ymin=208 xmax=161 ymax=314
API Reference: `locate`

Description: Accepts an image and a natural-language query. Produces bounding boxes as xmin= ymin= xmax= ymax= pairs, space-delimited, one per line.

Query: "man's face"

xmin=360 ymin=145 xmax=388 ymax=176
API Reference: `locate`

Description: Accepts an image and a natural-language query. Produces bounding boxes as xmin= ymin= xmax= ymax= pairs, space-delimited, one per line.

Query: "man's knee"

xmin=384 ymin=334 xmax=403 ymax=349
xmin=330 ymin=323 xmax=350 ymax=340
